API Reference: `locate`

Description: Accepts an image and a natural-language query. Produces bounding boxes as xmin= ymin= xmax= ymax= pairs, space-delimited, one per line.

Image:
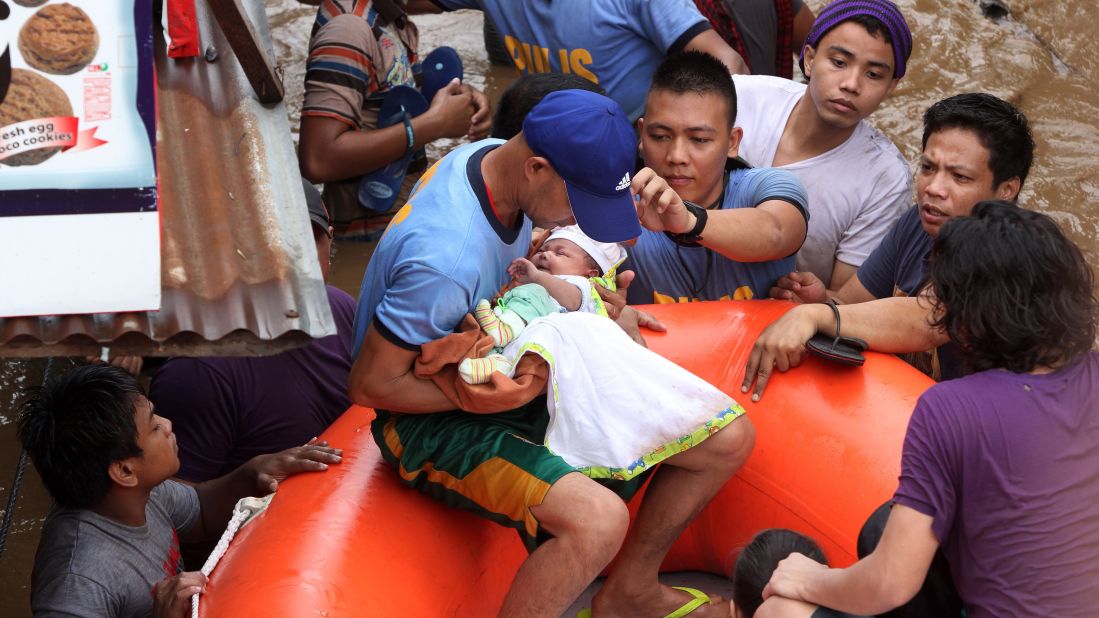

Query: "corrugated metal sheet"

xmin=0 ymin=0 xmax=334 ymax=357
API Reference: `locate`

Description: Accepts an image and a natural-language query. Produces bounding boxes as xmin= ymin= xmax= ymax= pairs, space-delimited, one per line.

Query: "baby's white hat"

xmin=546 ymin=225 xmax=627 ymax=275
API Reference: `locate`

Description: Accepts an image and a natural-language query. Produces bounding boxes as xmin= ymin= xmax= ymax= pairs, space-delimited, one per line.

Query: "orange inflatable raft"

xmin=200 ymin=301 xmax=932 ymax=616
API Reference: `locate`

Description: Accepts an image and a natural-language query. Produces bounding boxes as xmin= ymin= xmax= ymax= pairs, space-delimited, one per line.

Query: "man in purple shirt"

xmin=757 ymin=201 xmax=1099 ymax=617
xmin=149 ymin=180 xmax=355 ymax=481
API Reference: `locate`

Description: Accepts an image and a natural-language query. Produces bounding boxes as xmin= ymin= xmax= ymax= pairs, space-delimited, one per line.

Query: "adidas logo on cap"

xmin=615 ymin=172 xmax=631 ymax=192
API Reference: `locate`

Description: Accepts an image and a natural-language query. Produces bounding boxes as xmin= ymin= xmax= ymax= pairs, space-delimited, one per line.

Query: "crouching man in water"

xmin=20 ymin=365 xmax=342 ymax=617
xmin=756 ymin=201 xmax=1099 ymax=617
xmin=350 ymin=89 xmax=754 ymax=617
xmin=742 ymin=92 xmax=1035 ymax=397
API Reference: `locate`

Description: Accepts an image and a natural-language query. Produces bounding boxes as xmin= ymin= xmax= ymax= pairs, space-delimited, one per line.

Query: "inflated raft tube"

xmin=201 ymin=300 xmax=932 ymax=616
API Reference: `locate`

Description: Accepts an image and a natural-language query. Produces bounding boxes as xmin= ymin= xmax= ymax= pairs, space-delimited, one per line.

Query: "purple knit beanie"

xmin=798 ymin=0 xmax=913 ymax=78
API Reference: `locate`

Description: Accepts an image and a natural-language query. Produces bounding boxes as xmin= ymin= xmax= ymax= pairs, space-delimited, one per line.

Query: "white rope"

xmin=190 ymin=495 xmax=271 ymax=618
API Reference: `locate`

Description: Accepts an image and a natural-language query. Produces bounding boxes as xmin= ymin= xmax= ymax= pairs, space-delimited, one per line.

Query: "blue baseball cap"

xmin=522 ymin=89 xmax=642 ymax=243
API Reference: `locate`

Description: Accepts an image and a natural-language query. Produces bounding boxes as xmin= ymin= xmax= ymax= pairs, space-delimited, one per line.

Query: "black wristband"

xmin=664 ymin=200 xmax=708 ymax=247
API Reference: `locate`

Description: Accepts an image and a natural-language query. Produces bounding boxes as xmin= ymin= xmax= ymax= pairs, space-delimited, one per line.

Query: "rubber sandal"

xmin=665 ymin=586 xmax=713 ymax=618
xmin=575 ymin=586 xmax=714 ymax=618
xmin=358 ymin=45 xmax=460 ymax=212
xmin=420 ymin=46 xmax=463 ymax=103
xmin=805 ymin=299 xmax=868 ymax=367
xmin=356 ymin=85 xmax=429 ymax=212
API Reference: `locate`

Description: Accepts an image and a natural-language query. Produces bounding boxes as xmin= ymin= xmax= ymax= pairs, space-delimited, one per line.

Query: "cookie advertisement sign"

xmin=0 ymin=0 xmax=159 ymax=317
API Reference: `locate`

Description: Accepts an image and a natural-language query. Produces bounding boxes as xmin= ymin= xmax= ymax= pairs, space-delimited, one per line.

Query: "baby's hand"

xmin=508 ymin=258 xmax=537 ymax=283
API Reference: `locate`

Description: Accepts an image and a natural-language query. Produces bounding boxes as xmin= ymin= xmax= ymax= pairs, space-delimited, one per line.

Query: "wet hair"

xmin=648 ymin=51 xmax=737 ymax=126
xmin=576 ymin=252 xmax=600 ymax=275
xmin=17 ymin=365 xmax=145 ymax=510
xmin=929 ymin=200 xmax=1097 ymax=374
xmin=491 ymin=73 xmax=605 ymax=140
xmin=922 ymin=93 xmax=1034 ymax=192
xmin=732 ymin=529 xmax=828 ymax=617
xmin=845 ymin=14 xmax=893 ymax=46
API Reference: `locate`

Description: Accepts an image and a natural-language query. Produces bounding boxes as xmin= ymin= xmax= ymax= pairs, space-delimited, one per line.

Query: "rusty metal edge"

xmin=0 ymin=0 xmax=335 ymax=358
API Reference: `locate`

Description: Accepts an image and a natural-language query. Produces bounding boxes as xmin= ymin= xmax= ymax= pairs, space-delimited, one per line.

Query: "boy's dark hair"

xmin=491 ymin=73 xmax=605 ymax=140
xmin=580 ymin=252 xmax=600 ymax=275
xmin=648 ymin=51 xmax=737 ymax=127
xmin=732 ymin=529 xmax=828 ymax=617
xmin=929 ymin=200 xmax=1097 ymax=374
xmin=17 ymin=365 xmax=145 ymax=510
xmin=845 ymin=14 xmax=893 ymax=46
xmin=922 ymin=93 xmax=1034 ymax=192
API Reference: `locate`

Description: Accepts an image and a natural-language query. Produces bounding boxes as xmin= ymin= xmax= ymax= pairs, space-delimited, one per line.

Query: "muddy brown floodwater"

xmin=2 ymin=1 xmax=1097 ymax=614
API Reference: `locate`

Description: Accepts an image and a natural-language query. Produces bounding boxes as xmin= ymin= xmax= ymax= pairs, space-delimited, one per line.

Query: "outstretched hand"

xmin=248 ymin=440 xmax=342 ymax=495
xmin=153 ymin=571 xmax=206 ymax=618
xmin=770 ymin=271 xmax=829 ymax=304
xmin=741 ymin=305 xmax=822 ymax=401
xmin=630 ymin=167 xmax=691 ymax=233
xmin=508 ymin=257 xmax=538 ymax=284
xmin=615 ymin=306 xmax=668 ymax=348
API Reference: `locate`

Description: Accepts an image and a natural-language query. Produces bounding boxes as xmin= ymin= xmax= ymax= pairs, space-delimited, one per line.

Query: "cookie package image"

xmin=18 ymin=3 xmax=100 ymax=75
xmin=0 ymin=69 xmax=73 ymax=166
xmin=0 ymin=0 xmax=155 ymax=192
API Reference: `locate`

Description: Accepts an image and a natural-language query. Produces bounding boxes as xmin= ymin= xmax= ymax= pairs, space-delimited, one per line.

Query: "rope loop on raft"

xmin=191 ymin=494 xmax=272 ymax=617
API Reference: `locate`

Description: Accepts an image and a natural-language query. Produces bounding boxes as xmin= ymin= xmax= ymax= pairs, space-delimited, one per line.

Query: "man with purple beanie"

xmin=350 ymin=89 xmax=755 ymax=617
xmin=733 ymin=0 xmax=914 ymax=292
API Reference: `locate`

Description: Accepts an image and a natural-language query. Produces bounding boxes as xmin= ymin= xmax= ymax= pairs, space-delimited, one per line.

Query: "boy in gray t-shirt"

xmin=31 ymin=482 xmax=198 ymax=617
xmin=19 ymin=365 xmax=342 ymax=617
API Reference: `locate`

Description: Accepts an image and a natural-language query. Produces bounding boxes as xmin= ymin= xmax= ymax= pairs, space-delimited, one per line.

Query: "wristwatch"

xmin=665 ymin=200 xmax=708 ymax=247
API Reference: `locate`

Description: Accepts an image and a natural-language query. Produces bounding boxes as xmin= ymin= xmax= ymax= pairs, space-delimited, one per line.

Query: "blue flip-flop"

xmin=357 ymin=47 xmax=463 ymax=212
xmin=357 ymin=85 xmax=429 ymax=212
xmin=420 ymin=46 xmax=463 ymax=103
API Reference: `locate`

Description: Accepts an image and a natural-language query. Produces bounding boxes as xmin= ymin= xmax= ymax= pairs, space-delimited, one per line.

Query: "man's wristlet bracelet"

xmin=401 ymin=114 xmax=415 ymax=159
xmin=665 ymin=200 xmax=708 ymax=247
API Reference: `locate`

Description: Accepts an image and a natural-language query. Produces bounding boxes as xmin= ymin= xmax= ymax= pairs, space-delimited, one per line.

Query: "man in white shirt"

xmin=733 ymin=0 xmax=913 ymax=290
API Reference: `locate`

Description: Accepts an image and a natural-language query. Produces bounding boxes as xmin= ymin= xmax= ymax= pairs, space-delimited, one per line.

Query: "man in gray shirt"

xmin=19 ymin=365 xmax=342 ymax=617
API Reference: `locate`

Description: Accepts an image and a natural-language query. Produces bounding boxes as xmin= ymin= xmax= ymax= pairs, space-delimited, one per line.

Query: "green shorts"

xmin=372 ymin=396 xmax=653 ymax=551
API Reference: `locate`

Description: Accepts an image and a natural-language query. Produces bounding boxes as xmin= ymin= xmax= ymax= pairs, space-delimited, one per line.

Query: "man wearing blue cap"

xmin=350 ymin=89 xmax=754 ymax=617
xmin=733 ymin=0 xmax=913 ymax=293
